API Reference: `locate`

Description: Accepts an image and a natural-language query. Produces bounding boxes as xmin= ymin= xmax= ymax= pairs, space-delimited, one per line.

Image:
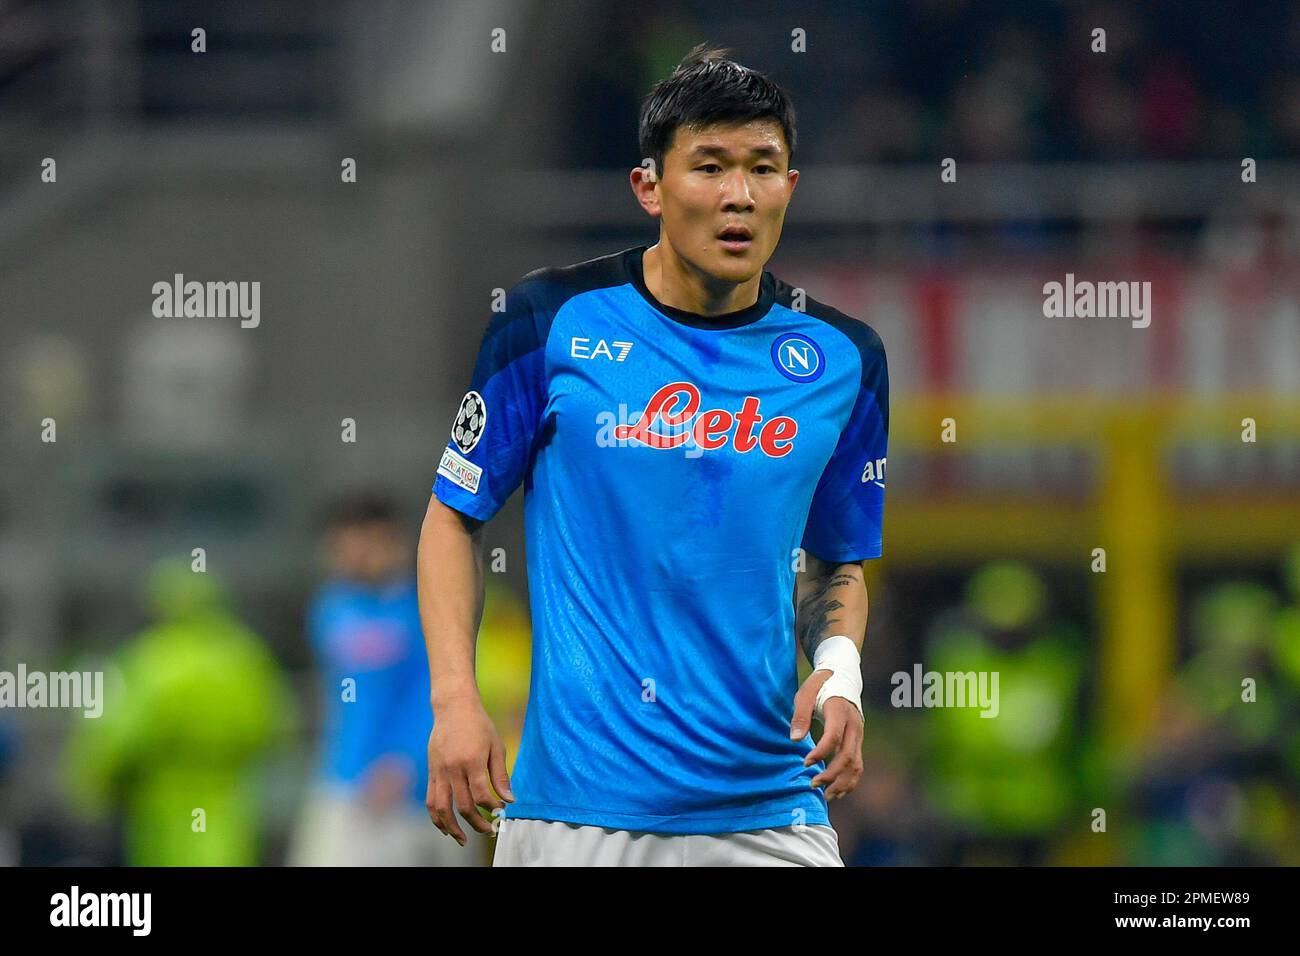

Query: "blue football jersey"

xmin=433 ymin=245 xmax=888 ymax=833
xmin=309 ymin=577 xmax=431 ymax=806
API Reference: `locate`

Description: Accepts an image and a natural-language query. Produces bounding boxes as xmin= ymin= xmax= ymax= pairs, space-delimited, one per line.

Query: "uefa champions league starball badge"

xmin=451 ymin=390 xmax=487 ymax=454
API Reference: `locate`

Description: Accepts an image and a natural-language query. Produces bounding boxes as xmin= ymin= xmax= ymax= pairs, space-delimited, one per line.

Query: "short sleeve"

xmin=801 ymin=327 xmax=889 ymax=562
xmin=433 ymin=281 xmax=551 ymax=522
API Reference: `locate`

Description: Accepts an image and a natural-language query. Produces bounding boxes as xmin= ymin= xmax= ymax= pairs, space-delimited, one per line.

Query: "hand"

xmin=789 ymin=669 xmax=865 ymax=802
xmin=425 ymin=695 xmax=514 ymax=845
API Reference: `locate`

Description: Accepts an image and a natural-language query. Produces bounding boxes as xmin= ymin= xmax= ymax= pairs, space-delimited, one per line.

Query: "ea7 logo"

xmin=861 ymin=457 xmax=887 ymax=486
xmin=571 ymin=337 xmax=633 ymax=361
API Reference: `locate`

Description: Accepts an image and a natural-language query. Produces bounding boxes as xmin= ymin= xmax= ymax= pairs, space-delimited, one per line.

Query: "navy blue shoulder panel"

xmin=476 ymin=248 xmax=633 ymax=381
xmin=772 ymin=274 xmax=888 ymax=427
xmin=517 ymin=247 xmax=630 ymax=312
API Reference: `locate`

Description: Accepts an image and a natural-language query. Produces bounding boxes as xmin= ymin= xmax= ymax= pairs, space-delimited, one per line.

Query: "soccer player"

xmin=291 ymin=493 xmax=482 ymax=866
xmin=419 ymin=44 xmax=888 ymax=866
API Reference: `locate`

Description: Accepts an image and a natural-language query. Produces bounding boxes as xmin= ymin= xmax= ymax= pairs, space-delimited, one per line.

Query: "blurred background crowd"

xmin=575 ymin=0 xmax=1300 ymax=164
xmin=1 ymin=0 xmax=1298 ymax=866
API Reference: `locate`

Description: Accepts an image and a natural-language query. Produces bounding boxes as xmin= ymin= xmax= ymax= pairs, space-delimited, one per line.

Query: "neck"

xmin=642 ymin=242 xmax=761 ymax=316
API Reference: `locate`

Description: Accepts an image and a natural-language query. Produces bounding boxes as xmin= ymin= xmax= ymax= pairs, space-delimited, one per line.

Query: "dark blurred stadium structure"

xmin=1 ymin=0 xmax=1298 ymax=865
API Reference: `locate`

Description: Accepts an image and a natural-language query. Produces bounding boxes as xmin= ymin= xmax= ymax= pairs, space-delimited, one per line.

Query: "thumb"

xmin=489 ymin=736 xmax=515 ymax=802
xmin=790 ymin=670 xmax=831 ymax=739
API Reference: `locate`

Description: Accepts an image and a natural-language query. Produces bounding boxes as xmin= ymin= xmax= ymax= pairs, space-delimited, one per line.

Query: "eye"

xmin=697 ymin=163 xmax=721 ymax=173
xmin=755 ymin=165 xmax=777 ymax=174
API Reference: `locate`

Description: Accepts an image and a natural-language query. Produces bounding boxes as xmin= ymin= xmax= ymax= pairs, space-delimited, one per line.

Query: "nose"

xmin=720 ymin=168 xmax=755 ymax=211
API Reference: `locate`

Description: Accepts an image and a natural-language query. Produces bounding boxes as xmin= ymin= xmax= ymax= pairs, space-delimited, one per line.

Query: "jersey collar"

xmin=623 ymin=245 xmax=775 ymax=330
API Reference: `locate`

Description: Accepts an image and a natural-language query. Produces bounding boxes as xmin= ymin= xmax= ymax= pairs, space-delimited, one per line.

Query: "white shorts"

xmin=492 ymin=818 xmax=844 ymax=867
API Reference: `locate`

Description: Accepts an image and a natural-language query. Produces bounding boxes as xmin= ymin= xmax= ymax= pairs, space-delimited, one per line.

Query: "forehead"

xmin=666 ymin=119 xmax=789 ymax=158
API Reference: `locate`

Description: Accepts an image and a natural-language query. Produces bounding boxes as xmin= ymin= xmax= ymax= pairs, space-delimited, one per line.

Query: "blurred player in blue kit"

xmin=419 ymin=45 xmax=889 ymax=866
xmin=291 ymin=493 xmax=481 ymax=866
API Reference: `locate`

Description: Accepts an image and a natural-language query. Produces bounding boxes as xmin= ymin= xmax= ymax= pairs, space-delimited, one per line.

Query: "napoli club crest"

xmin=771 ymin=332 xmax=826 ymax=383
xmin=451 ymin=390 xmax=486 ymax=454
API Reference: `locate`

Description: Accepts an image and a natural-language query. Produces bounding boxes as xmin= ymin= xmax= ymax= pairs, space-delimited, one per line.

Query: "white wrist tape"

xmin=812 ymin=635 xmax=864 ymax=723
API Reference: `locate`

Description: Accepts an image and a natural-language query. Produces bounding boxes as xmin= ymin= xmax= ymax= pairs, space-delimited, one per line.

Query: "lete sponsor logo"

xmin=611 ymin=381 xmax=798 ymax=458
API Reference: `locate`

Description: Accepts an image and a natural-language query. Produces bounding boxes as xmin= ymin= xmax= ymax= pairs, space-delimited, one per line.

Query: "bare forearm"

xmin=795 ymin=555 xmax=868 ymax=667
xmin=417 ymin=496 xmax=486 ymax=710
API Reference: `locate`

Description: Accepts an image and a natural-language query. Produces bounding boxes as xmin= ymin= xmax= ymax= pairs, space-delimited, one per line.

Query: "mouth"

xmin=717 ymin=225 xmax=754 ymax=251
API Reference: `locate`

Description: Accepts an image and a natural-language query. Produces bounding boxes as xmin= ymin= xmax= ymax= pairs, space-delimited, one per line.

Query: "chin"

xmin=705 ymin=251 xmax=758 ymax=276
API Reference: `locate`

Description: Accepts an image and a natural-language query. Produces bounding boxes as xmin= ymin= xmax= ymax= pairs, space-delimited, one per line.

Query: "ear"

xmin=629 ymin=165 xmax=662 ymax=218
xmin=786 ymin=167 xmax=799 ymax=194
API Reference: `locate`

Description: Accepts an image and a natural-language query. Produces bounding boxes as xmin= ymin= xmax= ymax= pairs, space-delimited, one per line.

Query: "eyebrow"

xmin=687 ymin=144 xmax=783 ymax=160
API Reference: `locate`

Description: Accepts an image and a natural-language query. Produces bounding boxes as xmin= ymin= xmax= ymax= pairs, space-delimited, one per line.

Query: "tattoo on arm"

xmin=796 ymin=572 xmax=857 ymax=665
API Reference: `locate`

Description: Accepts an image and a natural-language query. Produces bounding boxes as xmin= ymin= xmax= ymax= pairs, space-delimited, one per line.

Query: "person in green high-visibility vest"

xmin=920 ymin=561 xmax=1087 ymax=864
xmin=1125 ymin=572 xmax=1296 ymax=866
xmin=1176 ymin=580 xmax=1281 ymax=747
xmin=64 ymin=559 xmax=297 ymax=866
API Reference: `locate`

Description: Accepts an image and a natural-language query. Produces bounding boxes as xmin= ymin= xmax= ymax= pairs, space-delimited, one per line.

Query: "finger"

xmin=790 ymin=670 xmax=831 ymax=739
xmin=451 ymin=773 xmax=488 ymax=841
xmin=430 ymin=773 xmax=464 ymax=843
xmin=425 ymin=775 xmax=446 ymax=833
xmin=425 ymin=768 xmax=444 ymax=818
xmin=817 ymin=717 xmax=865 ymax=799
xmin=811 ymin=733 xmax=854 ymax=791
xmin=827 ymin=759 xmax=865 ymax=802
xmin=804 ymin=707 xmax=845 ymax=766
xmin=489 ymin=738 xmax=515 ymax=803
xmin=466 ymin=770 xmax=503 ymax=833
xmin=822 ymin=754 xmax=864 ymax=801
xmin=439 ymin=770 xmax=469 ymax=845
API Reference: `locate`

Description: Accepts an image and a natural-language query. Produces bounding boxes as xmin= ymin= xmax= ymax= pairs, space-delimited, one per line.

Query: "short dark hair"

xmin=638 ymin=43 xmax=798 ymax=180
xmin=319 ymin=491 xmax=401 ymax=532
